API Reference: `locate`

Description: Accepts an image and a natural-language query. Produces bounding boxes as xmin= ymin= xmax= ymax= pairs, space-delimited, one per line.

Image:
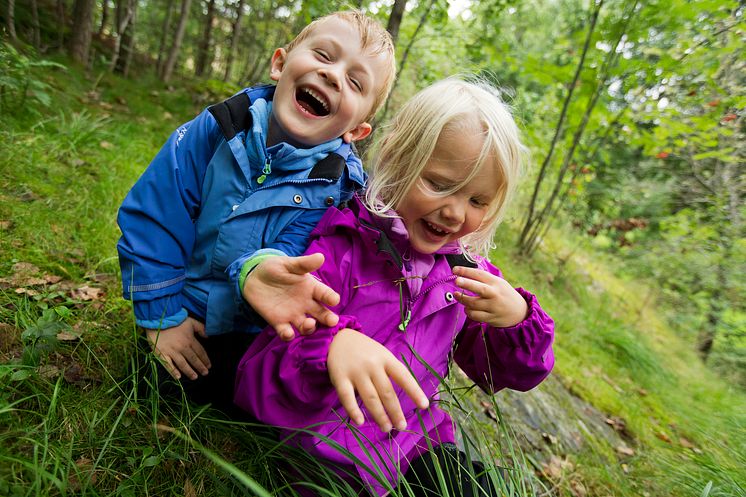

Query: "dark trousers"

xmin=400 ymin=443 xmax=503 ymax=497
xmin=134 ymin=330 xmax=256 ymax=418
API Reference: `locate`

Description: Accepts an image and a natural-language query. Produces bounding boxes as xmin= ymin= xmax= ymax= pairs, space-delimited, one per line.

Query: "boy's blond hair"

xmin=285 ymin=10 xmax=396 ymax=122
xmin=365 ymin=78 xmax=527 ymax=257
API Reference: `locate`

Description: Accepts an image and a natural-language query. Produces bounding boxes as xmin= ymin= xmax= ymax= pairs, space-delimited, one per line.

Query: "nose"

xmin=319 ymin=66 xmax=342 ymax=90
xmin=441 ymin=197 xmax=466 ymax=226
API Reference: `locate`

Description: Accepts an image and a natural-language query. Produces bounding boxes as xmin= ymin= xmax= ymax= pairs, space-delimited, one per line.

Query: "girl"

xmin=234 ymin=78 xmax=555 ymax=496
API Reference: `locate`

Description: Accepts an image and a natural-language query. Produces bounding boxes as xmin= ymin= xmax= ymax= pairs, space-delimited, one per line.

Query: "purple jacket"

xmin=234 ymin=196 xmax=554 ymax=496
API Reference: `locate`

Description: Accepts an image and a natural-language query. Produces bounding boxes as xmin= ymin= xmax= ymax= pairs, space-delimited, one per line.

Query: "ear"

xmin=342 ymin=122 xmax=372 ymax=143
xmin=269 ymin=48 xmax=287 ymax=81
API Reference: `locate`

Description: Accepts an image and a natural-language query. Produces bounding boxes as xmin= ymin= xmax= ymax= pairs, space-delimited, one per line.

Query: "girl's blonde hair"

xmin=364 ymin=77 xmax=526 ymax=257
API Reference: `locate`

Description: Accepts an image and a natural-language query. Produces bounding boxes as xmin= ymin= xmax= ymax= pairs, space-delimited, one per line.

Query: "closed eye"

xmin=349 ymin=77 xmax=362 ymax=92
xmin=423 ymin=177 xmax=454 ymax=193
xmin=470 ymin=197 xmax=489 ymax=207
xmin=314 ymin=49 xmax=331 ymax=61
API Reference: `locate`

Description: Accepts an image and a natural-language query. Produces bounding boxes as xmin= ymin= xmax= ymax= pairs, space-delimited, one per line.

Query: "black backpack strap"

xmin=208 ymin=92 xmax=252 ymax=140
xmin=445 ymin=253 xmax=478 ymax=269
xmin=308 ymin=152 xmax=346 ymax=181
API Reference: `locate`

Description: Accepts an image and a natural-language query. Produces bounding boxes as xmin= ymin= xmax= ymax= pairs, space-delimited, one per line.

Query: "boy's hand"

xmin=327 ymin=328 xmax=429 ymax=433
xmin=243 ymin=254 xmax=341 ymax=341
xmin=453 ymin=266 xmax=529 ymax=328
xmin=145 ymin=317 xmax=211 ymax=381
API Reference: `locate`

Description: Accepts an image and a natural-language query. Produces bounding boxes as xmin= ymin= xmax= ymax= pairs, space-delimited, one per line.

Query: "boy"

xmin=117 ymin=11 xmax=396 ymax=409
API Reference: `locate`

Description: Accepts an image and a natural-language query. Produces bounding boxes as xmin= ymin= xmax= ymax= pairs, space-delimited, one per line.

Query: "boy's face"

xmin=269 ymin=17 xmax=390 ymax=146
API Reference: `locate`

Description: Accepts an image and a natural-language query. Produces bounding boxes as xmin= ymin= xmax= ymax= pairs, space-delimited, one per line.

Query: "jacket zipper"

xmin=398 ymin=274 xmax=457 ymax=331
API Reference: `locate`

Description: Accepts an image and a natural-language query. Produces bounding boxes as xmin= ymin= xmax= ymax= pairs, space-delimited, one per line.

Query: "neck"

xmin=267 ymin=113 xmax=307 ymax=149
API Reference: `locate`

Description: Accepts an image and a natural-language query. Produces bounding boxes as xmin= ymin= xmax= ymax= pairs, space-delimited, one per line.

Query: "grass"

xmin=1 ymin=50 xmax=745 ymax=496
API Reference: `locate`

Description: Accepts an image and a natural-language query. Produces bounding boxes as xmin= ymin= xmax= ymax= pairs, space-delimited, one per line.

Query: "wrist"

xmin=239 ymin=249 xmax=287 ymax=297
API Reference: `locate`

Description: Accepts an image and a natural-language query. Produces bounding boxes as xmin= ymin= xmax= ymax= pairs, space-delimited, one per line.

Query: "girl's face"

xmin=396 ymin=131 xmax=499 ymax=254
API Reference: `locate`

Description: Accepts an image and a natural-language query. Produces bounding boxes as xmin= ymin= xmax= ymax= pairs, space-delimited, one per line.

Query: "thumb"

xmin=287 ymin=253 xmax=325 ymax=275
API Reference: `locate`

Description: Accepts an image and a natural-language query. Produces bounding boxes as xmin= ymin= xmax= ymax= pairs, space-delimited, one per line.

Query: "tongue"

xmin=298 ymin=100 xmax=318 ymax=115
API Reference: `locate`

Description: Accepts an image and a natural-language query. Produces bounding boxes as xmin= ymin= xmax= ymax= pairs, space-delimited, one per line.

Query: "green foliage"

xmin=20 ymin=308 xmax=70 ymax=367
xmin=0 ymin=43 xmax=65 ymax=113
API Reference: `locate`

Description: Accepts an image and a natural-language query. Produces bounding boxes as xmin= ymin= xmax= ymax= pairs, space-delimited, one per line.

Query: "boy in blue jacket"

xmin=117 ymin=11 xmax=395 ymax=408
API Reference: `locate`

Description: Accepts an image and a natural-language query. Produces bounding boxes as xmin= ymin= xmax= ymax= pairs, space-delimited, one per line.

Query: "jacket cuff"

xmin=238 ymin=248 xmax=287 ymax=292
xmin=493 ymin=287 xmax=555 ymax=354
xmin=288 ymin=315 xmax=363 ymax=375
xmin=133 ymin=294 xmax=185 ymax=324
xmin=136 ymin=308 xmax=188 ymax=330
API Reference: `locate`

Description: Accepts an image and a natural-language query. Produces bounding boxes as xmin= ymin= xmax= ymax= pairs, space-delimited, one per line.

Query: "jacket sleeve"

xmin=116 ymin=108 xmax=222 ymax=325
xmin=233 ymin=230 xmax=358 ymax=427
xmin=453 ymin=262 xmax=555 ymax=394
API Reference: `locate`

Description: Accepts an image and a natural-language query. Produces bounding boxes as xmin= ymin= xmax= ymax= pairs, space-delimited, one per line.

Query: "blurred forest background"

xmin=0 ymin=0 xmax=744 ymax=496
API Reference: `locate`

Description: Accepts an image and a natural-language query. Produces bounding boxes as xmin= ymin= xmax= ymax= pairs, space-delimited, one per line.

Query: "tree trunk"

xmin=223 ymin=0 xmax=246 ymax=82
xmin=386 ymin=0 xmax=408 ymax=46
xmin=195 ymin=0 xmax=217 ymax=77
xmin=380 ymin=0 xmax=435 ymax=122
xmin=519 ymin=0 xmax=638 ymax=256
xmin=517 ymin=0 xmax=604 ymax=254
xmin=99 ymin=0 xmax=110 ymax=36
xmin=156 ymin=0 xmax=175 ymax=76
xmin=115 ymin=1 xmax=137 ymax=76
xmin=109 ymin=0 xmax=135 ymax=73
xmin=30 ymin=0 xmax=41 ymax=49
xmin=68 ymin=0 xmax=95 ymax=64
xmin=6 ymin=0 xmax=16 ymax=42
xmin=56 ymin=0 xmax=66 ymax=49
xmin=161 ymin=0 xmax=193 ymax=83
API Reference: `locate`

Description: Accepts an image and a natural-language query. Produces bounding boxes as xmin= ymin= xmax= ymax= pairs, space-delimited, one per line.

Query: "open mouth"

xmin=295 ymin=87 xmax=330 ymax=117
xmin=424 ymin=221 xmax=450 ymax=237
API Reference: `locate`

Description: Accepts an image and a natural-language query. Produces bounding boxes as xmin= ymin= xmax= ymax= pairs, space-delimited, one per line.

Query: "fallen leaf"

xmin=722 ymin=113 xmax=737 ymax=122
xmin=184 ymin=479 xmax=197 ymax=497
xmin=15 ymin=287 xmax=39 ymax=296
xmin=637 ymin=388 xmax=648 ymax=396
xmin=68 ymin=457 xmax=98 ymax=491
xmin=569 ymin=479 xmax=587 ymax=497
xmin=38 ymin=364 xmax=61 ymax=379
xmin=707 ymin=99 xmax=720 ymax=107
xmin=99 ymin=141 xmax=114 ymax=150
xmin=0 ymin=220 xmax=12 ymax=230
xmin=621 ymin=463 xmax=629 ymax=474
xmin=679 ymin=437 xmax=695 ymax=449
xmin=655 ymin=431 xmax=671 ymax=443
xmin=70 ymin=285 xmax=103 ymax=301
xmin=656 ymin=151 xmax=669 ymax=159
xmin=99 ymin=101 xmax=113 ymax=110
xmin=542 ymin=432 xmax=558 ymax=445
xmin=12 ymin=262 xmax=40 ymax=274
xmin=616 ymin=445 xmax=635 ymax=457
xmin=163 ymin=111 xmax=173 ymax=120
xmin=57 ymin=332 xmax=81 ymax=341
xmin=115 ymin=96 xmax=127 ymax=105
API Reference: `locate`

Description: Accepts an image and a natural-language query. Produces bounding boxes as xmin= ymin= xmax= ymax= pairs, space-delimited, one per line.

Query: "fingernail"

xmin=382 ymin=423 xmax=392 ymax=432
xmin=396 ymin=420 xmax=407 ymax=431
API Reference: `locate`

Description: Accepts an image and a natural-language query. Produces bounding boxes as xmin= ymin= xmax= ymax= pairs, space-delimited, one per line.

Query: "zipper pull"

xmin=257 ymin=156 xmax=272 ymax=185
xmin=398 ymin=309 xmax=412 ymax=331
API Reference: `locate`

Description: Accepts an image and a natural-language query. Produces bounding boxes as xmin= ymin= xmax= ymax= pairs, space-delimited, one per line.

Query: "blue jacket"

xmin=117 ymin=85 xmax=365 ymax=335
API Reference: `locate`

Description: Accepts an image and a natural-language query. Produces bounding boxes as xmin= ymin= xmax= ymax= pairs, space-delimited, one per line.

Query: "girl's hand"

xmin=327 ymin=328 xmax=429 ymax=433
xmin=145 ymin=317 xmax=211 ymax=380
xmin=243 ymin=253 xmax=341 ymax=341
xmin=453 ymin=266 xmax=528 ymax=328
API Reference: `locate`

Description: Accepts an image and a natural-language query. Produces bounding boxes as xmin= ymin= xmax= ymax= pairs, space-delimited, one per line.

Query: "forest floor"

xmin=0 ymin=60 xmax=744 ymax=497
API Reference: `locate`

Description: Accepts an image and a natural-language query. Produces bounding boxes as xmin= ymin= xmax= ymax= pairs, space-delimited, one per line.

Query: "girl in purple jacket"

xmin=234 ymin=78 xmax=555 ymax=497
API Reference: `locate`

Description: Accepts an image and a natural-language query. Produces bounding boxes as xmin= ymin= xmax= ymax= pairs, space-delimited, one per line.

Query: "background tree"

xmin=194 ymin=0 xmax=217 ymax=77
xmin=68 ymin=0 xmax=95 ymax=64
xmin=160 ymin=0 xmax=192 ymax=82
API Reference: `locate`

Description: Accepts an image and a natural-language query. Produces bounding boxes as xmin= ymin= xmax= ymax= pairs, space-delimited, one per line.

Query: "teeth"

xmin=427 ymin=222 xmax=447 ymax=234
xmin=303 ymin=88 xmax=329 ymax=111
